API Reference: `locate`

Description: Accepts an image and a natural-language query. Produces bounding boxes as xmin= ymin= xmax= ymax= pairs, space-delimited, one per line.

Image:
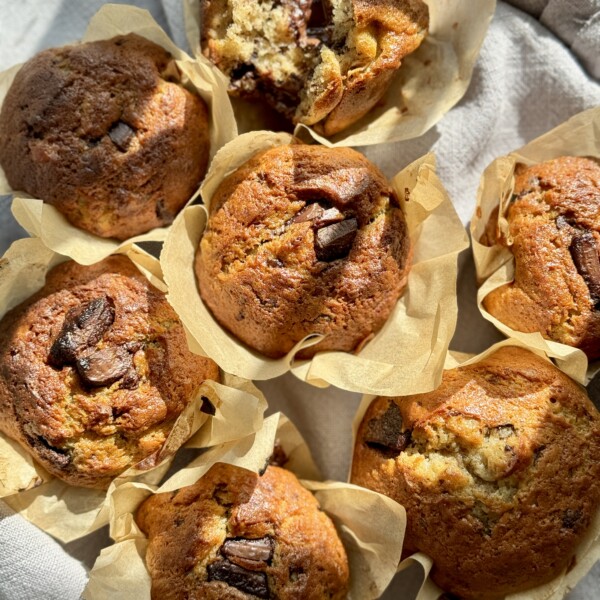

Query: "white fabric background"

xmin=0 ymin=1 xmax=599 ymax=598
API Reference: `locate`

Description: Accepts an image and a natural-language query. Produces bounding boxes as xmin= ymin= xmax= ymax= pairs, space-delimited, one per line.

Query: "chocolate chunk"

xmin=562 ymin=508 xmax=582 ymax=530
xmin=49 ymin=297 xmax=115 ymax=367
xmin=306 ymin=0 xmax=333 ymax=45
xmin=221 ymin=537 xmax=274 ymax=564
xmin=314 ymin=207 xmax=344 ymax=227
xmin=569 ymin=231 xmax=600 ymax=306
xmin=119 ymin=365 xmax=140 ymax=390
xmin=108 ymin=121 xmax=135 ymax=151
xmin=75 ymin=346 xmax=132 ymax=387
xmin=207 ymin=560 xmax=269 ymax=599
xmin=314 ymin=218 xmax=358 ymax=261
xmin=292 ymin=203 xmax=324 ymax=224
xmin=200 ymin=395 xmax=216 ymax=415
xmin=33 ymin=435 xmax=71 ymax=468
xmin=364 ymin=401 xmax=411 ymax=455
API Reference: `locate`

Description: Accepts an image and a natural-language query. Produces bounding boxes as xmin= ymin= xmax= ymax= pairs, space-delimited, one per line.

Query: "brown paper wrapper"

xmin=351 ymin=339 xmax=600 ymax=600
xmin=0 ymin=237 xmax=267 ymax=542
xmin=162 ymin=131 xmax=469 ymax=394
xmin=470 ymin=106 xmax=600 ymax=384
xmin=0 ymin=4 xmax=237 ymax=266
xmin=183 ymin=0 xmax=495 ymax=146
xmin=84 ymin=412 xmax=406 ymax=600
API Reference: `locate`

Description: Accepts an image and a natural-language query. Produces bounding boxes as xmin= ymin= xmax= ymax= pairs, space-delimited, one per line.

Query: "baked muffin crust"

xmin=0 ymin=34 xmax=210 ymax=240
xmin=137 ymin=464 xmax=349 ymax=599
xmin=483 ymin=156 xmax=600 ymax=358
xmin=352 ymin=346 xmax=600 ymax=599
xmin=0 ymin=255 xmax=219 ymax=488
xmin=195 ymin=143 xmax=411 ymax=359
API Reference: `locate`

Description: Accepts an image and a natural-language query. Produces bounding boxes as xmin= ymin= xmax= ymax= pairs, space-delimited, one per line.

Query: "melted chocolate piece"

xmin=33 ymin=434 xmax=71 ymax=468
xmin=108 ymin=121 xmax=135 ymax=151
xmin=75 ymin=346 xmax=133 ymax=387
xmin=221 ymin=537 xmax=274 ymax=564
xmin=49 ymin=297 xmax=115 ymax=367
xmin=292 ymin=203 xmax=324 ymax=224
xmin=364 ymin=401 xmax=411 ymax=455
xmin=314 ymin=218 xmax=358 ymax=261
xmin=315 ymin=207 xmax=344 ymax=227
xmin=570 ymin=231 xmax=600 ymax=307
xmin=207 ymin=560 xmax=269 ymax=599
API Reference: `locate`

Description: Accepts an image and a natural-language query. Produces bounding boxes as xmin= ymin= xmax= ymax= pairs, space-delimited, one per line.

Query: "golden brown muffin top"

xmin=483 ymin=156 xmax=600 ymax=358
xmin=195 ymin=143 xmax=411 ymax=359
xmin=352 ymin=346 xmax=600 ymax=599
xmin=0 ymin=255 xmax=219 ymax=488
xmin=0 ymin=34 xmax=209 ymax=240
xmin=137 ymin=464 xmax=350 ymax=600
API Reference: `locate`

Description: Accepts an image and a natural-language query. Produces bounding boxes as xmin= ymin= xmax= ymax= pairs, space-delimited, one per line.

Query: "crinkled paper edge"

xmin=161 ymin=131 xmax=468 ymax=394
xmin=350 ymin=339 xmax=600 ymax=600
xmin=0 ymin=3 xmax=237 ymax=265
xmin=183 ymin=0 xmax=495 ymax=146
xmin=470 ymin=105 xmax=600 ymax=384
xmin=84 ymin=412 xmax=406 ymax=600
xmin=0 ymin=237 xmax=266 ymax=542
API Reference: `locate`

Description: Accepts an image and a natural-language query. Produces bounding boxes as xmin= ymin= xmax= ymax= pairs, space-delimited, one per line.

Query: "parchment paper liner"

xmin=162 ymin=131 xmax=469 ymax=394
xmin=183 ymin=0 xmax=495 ymax=147
xmin=0 ymin=237 xmax=267 ymax=543
xmin=0 ymin=3 xmax=237 ymax=266
xmin=84 ymin=411 xmax=406 ymax=600
xmin=470 ymin=105 xmax=600 ymax=384
xmin=351 ymin=339 xmax=600 ymax=600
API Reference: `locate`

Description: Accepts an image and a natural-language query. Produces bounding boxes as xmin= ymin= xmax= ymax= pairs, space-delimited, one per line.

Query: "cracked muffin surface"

xmin=136 ymin=464 xmax=349 ymax=600
xmin=195 ymin=143 xmax=411 ymax=359
xmin=351 ymin=346 xmax=600 ymax=600
xmin=482 ymin=156 xmax=600 ymax=359
xmin=0 ymin=34 xmax=210 ymax=240
xmin=201 ymin=0 xmax=428 ymax=135
xmin=0 ymin=255 xmax=219 ymax=488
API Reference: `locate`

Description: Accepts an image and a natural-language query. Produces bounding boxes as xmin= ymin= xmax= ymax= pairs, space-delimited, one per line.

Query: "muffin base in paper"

xmin=0 ymin=237 xmax=267 ymax=543
xmin=470 ymin=105 xmax=600 ymax=384
xmin=351 ymin=339 xmax=600 ymax=600
xmin=83 ymin=412 xmax=406 ymax=600
xmin=183 ymin=0 xmax=495 ymax=147
xmin=161 ymin=131 xmax=469 ymax=394
xmin=0 ymin=3 xmax=237 ymax=266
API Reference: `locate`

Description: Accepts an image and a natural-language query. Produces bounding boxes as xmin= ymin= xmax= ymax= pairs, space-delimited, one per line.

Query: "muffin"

xmin=195 ymin=143 xmax=411 ymax=359
xmin=351 ymin=346 xmax=600 ymax=599
xmin=136 ymin=463 xmax=350 ymax=599
xmin=482 ymin=156 xmax=600 ymax=359
xmin=0 ymin=255 xmax=219 ymax=488
xmin=0 ymin=34 xmax=210 ymax=240
xmin=201 ymin=0 xmax=428 ymax=136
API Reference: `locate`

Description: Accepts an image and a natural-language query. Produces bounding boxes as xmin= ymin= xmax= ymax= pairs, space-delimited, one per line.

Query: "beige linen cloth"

xmin=0 ymin=0 xmax=599 ymax=599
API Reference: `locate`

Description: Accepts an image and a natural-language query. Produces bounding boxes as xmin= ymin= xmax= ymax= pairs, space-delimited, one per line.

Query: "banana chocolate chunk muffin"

xmin=483 ymin=156 xmax=600 ymax=359
xmin=136 ymin=463 xmax=350 ymax=599
xmin=195 ymin=143 xmax=411 ymax=359
xmin=352 ymin=346 xmax=600 ymax=600
xmin=0 ymin=255 xmax=219 ymax=488
xmin=201 ymin=0 xmax=428 ymax=135
xmin=0 ymin=34 xmax=210 ymax=240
